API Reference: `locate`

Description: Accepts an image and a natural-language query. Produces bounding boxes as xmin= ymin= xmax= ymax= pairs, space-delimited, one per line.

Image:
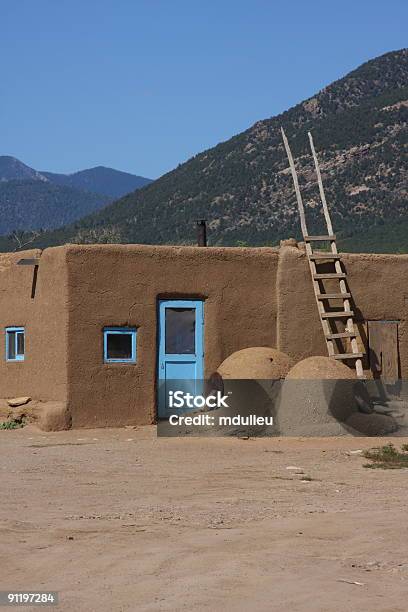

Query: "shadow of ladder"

xmin=281 ymin=128 xmax=365 ymax=379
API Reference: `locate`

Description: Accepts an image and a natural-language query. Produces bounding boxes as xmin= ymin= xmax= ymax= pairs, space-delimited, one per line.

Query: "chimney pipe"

xmin=196 ymin=219 xmax=207 ymax=247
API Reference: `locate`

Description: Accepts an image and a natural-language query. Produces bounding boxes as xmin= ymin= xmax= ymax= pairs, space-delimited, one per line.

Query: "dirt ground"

xmin=1 ymin=426 xmax=408 ymax=612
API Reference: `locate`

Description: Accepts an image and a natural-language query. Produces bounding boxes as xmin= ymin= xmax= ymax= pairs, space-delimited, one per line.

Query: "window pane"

xmin=106 ymin=333 xmax=132 ymax=360
xmin=16 ymin=332 xmax=24 ymax=356
xmin=7 ymin=332 xmax=16 ymax=359
xmin=165 ymin=308 xmax=195 ymax=354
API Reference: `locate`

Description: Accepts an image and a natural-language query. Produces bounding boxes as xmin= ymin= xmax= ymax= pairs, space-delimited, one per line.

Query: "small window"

xmin=165 ymin=307 xmax=195 ymax=354
xmin=6 ymin=327 xmax=25 ymax=361
xmin=104 ymin=327 xmax=137 ymax=363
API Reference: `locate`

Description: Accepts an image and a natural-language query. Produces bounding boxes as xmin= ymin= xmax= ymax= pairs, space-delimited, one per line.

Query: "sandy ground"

xmin=1 ymin=427 xmax=408 ymax=612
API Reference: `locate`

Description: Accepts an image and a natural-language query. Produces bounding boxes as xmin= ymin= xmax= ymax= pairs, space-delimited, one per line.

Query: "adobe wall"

xmin=65 ymin=244 xmax=279 ymax=428
xmin=2 ymin=242 xmax=408 ymax=429
xmin=0 ymin=247 xmax=69 ymax=402
xmin=277 ymin=245 xmax=408 ymax=376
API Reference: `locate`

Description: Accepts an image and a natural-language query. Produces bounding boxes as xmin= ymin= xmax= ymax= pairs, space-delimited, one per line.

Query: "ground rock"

xmin=37 ymin=402 xmax=72 ymax=431
xmin=7 ymin=396 xmax=31 ymax=407
xmin=345 ymin=412 xmax=399 ymax=436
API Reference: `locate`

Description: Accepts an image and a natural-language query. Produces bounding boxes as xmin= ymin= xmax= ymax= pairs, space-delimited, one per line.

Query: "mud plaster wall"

xmin=277 ymin=246 xmax=408 ymax=376
xmin=2 ymin=243 xmax=408 ymax=428
xmin=65 ymin=244 xmax=279 ymax=427
xmin=0 ymin=248 xmax=68 ymax=401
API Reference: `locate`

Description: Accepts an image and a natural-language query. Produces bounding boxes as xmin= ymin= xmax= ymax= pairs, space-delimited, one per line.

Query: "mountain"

xmin=41 ymin=166 xmax=152 ymax=198
xmin=3 ymin=48 xmax=408 ymax=252
xmin=0 ymin=180 xmax=111 ymax=235
xmin=0 ymin=158 xmax=152 ymax=237
xmin=0 ymin=156 xmax=47 ymax=182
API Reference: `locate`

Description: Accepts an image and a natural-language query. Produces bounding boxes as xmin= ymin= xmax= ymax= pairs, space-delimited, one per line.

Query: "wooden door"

xmin=368 ymin=321 xmax=399 ymax=382
xmin=157 ymin=300 xmax=204 ymax=418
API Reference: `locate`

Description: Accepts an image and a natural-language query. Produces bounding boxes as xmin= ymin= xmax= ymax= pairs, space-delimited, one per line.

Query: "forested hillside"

xmin=0 ymin=180 xmax=110 ymax=235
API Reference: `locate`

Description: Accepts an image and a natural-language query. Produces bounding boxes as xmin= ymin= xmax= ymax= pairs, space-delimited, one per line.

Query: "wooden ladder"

xmin=281 ymin=128 xmax=365 ymax=379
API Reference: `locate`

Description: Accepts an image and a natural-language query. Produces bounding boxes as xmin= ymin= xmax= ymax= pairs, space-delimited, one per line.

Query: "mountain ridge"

xmin=0 ymin=156 xmax=47 ymax=182
xmin=41 ymin=166 xmax=152 ymax=198
xmin=0 ymin=158 xmax=152 ymax=236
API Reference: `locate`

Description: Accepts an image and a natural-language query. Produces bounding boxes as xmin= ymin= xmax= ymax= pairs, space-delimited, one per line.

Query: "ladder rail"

xmin=308 ymin=131 xmax=334 ymax=236
xmin=280 ymin=128 xmax=309 ymax=238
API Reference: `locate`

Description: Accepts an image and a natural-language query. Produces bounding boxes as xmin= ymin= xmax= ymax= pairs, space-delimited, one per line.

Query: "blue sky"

xmin=1 ymin=0 xmax=407 ymax=178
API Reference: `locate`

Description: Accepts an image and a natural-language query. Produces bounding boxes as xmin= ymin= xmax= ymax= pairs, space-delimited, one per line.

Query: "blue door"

xmin=158 ymin=300 xmax=204 ymax=418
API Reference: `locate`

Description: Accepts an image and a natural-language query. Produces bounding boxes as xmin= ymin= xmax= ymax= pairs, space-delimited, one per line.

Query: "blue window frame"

xmin=6 ymin=327 xmax=25 ymax=362
xmin=103 ymin=327 xmax=137 ymax=363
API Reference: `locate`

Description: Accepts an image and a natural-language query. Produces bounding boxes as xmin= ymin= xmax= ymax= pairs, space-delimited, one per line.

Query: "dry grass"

xmin=363 ymin=443 xmax=408 ymax=469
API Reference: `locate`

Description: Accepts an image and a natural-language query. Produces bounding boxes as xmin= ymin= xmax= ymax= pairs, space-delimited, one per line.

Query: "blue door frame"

xmin=157 ymin=299 xmax=204 ymax=418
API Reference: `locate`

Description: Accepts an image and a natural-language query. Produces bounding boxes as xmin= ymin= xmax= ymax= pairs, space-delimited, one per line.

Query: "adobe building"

xmin=0 ymin=242 xmax=407 ymax=429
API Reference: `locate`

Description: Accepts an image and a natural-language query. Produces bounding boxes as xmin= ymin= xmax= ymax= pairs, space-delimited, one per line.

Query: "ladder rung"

xmin=309 ymin=253 xmax=341 ymax=260
xmin=333 ymin=353 xmax=364 ymax=360
xmin=326 ymin=332 xmax=357 ymax=339
xmin=317 ymin=292 xmax=351 ymax=299
xmin=304 ymin=235 xmax=336 ymax=242
xmin=313 ymin=273 xmax=346 ymax=279
xmin=321 ymin=311 xmax=354 ymax=318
